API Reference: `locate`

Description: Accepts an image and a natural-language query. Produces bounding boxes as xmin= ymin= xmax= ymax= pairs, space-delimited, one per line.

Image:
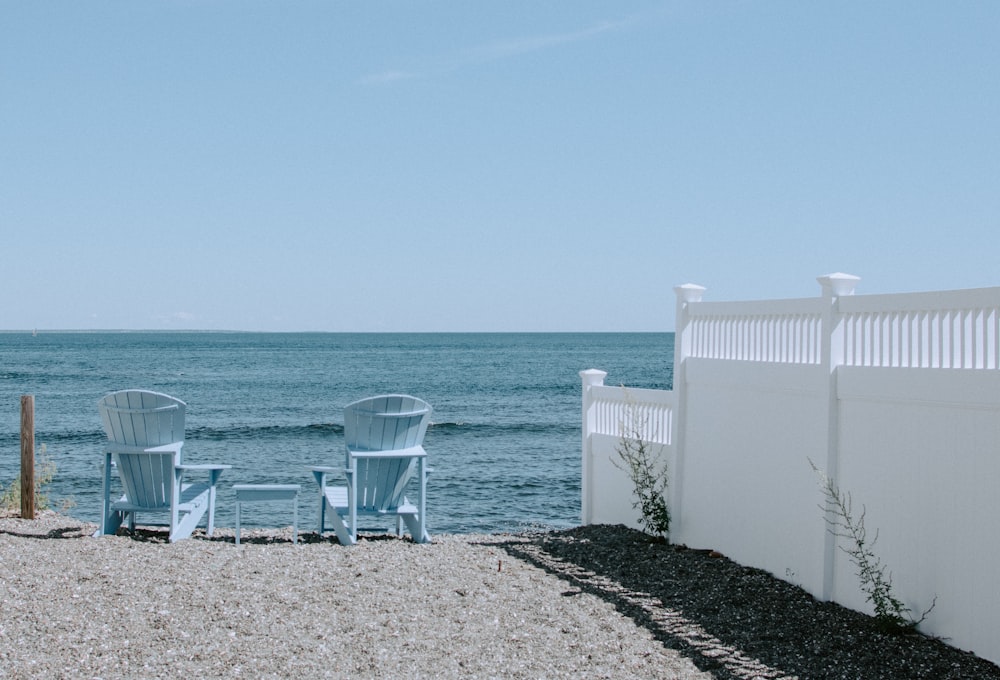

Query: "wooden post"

xmin=20 ymin=395 xmax=35 ymax=519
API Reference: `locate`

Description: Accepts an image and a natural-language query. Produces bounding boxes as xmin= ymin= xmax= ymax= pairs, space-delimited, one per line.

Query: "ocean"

xmin=0 ymin=332 xmax=674 ymax=535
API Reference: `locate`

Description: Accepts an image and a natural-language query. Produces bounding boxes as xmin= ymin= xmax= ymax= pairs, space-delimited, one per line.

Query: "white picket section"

xmin=688 ymin=298 xmax=824 ymax=364
xmin=587 ymin=384 xmax=674 ymax=444
xmin=838 ymin=287 xmax=1000 ymax=369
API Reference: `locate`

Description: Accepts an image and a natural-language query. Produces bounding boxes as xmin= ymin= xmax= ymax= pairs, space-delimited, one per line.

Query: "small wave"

xmin=2 ymin=420 xmax=577 ymax=449
xmin=427 ymin=421 xmax=466 ymax=431
xmin=186 ymin=421 xmax=575 ymax=441
xmin=427 ymin=421 xmax=578 ymax=436
xmin=187 ymin=423 xmax=344 ymax=442
xmin=6 ymin=430 xmax=107 ymax=447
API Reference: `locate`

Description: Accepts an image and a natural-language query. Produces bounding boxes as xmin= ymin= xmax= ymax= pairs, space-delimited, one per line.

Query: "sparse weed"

xmin=810 ymin=458 xmax=934 ymax=633
xmin=614 ymin=391 xmax=670 ymax=539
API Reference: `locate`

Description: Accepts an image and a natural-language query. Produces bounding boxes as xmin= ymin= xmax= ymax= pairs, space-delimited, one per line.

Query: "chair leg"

xmin=206 ymin=485 xmax=217 ymax=537
xmin=235 ymin=501 xmax=242 ymax=546
xmin=98 ymin=454 xmax=120 ymax=536
xmin=170 ymin=505 xmax=205 ymax=542
xmin=205 ymin=468 xmax=224 ymax=537
xmin=399 ymin=513 xmax=429 ymax=544
xmin=328 ymin=510 xmax=355 ymax=546
xmin=96 ymin=509 xmax=123 ymax=537
xmin=312 ymin=469 xmax=328 ymax=534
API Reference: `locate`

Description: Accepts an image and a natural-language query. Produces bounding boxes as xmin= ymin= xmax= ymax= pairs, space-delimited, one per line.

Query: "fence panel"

xmin=581 ymin=379 xmax=675 ymax=527
xmin=583 ymin=278 xmax=1000 ymax=666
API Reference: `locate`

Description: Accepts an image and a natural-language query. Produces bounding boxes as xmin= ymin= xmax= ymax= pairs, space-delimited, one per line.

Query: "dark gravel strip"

xmin=492 ymin=524 xmax=1000 ymax=680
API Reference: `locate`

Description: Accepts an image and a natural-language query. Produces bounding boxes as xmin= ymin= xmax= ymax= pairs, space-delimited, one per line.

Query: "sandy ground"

xmin=0 ymin=512 xmax=709 ymax=679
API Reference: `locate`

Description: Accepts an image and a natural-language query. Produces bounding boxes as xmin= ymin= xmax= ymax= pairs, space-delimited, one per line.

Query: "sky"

xmin=1 ymin=2 xmax=998 ymax=332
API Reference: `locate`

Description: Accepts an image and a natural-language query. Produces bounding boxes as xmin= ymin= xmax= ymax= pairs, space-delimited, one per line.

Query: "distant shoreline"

xmin=5 ymin=329 xmax=674 ymax=334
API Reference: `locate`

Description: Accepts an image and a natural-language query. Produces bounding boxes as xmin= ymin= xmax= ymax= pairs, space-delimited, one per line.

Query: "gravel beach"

xmin=1 ymin=513 xmax=997 ymax=679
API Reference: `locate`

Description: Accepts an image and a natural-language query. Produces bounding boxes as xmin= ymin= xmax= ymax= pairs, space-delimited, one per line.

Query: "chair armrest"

xmin=174 ymin=463 xmax=229 ymax=486
xmin=108 ymin=442 xmax=184 ymax=456
xmin=347 ymin=445 xmax=426 ymax=459
xmin=310 ymin=466 xmax=345 ymax=474
xmin=311 ymin=465 xmax=349 ymax=488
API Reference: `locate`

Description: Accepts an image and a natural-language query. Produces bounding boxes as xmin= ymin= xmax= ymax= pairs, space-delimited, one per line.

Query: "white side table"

xmin=233 ymin=484 xmax=301 ymax=545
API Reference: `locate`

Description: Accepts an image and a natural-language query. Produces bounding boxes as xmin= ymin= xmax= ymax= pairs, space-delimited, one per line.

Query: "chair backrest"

xmin=343 ymin=395 xmax=431 ymax=512
xmin=344 ymin=394 xmax=431 ymax=455
xmin=98 ymin=390 xmax=186 ymax=509
xmin=99 ymin=389 xmax=186 ymax=448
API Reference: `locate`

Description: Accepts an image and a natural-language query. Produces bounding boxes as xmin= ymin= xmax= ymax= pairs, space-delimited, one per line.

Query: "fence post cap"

xmin=674 ymin=283 xmax=706 ymax=303
xmin=817 ymin=273 xmax=861 ymax=297
xmin=580 ymin=369 xmax=608 ymax=386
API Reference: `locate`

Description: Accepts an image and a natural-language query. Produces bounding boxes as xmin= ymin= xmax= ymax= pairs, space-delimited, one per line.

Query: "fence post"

xmin=20 ymin=395 xmax=35 ymax=519
xmin=580 ymin=369 xmax=607 ymax=525
xmin=671 ymin=283 xmax=706 ymax=543
xmin=816 ymin=272 xmax=860 ymax=600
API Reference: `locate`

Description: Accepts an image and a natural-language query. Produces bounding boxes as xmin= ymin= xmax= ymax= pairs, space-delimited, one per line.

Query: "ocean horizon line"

xmin=4 ymin=328 xmax=675 ymax=335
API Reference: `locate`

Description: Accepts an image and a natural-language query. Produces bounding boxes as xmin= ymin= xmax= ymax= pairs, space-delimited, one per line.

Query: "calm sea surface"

xmin=0 ymin=332 xmax=673 ymax=535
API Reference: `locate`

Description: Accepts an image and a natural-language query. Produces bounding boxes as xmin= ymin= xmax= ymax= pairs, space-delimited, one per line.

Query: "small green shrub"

xmin=0 ymin=445 xmax=73 ymax=515
xmin=614 ymin=392 xmax=670 ymax=539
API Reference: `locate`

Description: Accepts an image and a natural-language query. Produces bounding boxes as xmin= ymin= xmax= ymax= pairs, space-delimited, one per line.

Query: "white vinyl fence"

xmin=582 ymin=274 xmax=1000 ymax=666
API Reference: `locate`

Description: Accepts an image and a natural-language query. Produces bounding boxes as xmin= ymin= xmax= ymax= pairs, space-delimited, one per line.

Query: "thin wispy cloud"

xmin=361 ymin=17 xmax=632 ymax=85
xmin=150 ymin=311 xmax=198 ymax=327
xmin=463 ymin=19 xmax=626 ymax=63
xmin=360 ymin=69 xmax=420 ymax=85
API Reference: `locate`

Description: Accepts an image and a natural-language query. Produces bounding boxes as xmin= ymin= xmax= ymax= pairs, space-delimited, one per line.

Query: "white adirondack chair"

xmin=96 ymin=390 xmax=230 ymax=542
xmin=312 ymin=395 xmax=432 ymax=544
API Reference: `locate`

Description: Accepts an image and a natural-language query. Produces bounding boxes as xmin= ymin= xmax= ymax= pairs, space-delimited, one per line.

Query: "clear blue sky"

xmin=2 ymin=2 xmax=998 ymax=332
